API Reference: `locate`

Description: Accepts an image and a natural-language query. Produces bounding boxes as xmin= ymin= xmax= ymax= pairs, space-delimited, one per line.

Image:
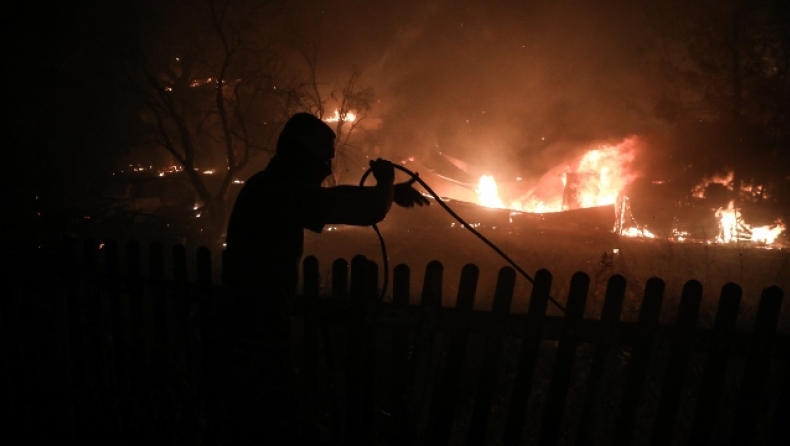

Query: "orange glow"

xmin=621 ymin=227 xmax=656 ymax=238
xmin=693 ymin=170 xmax=734 ymax=198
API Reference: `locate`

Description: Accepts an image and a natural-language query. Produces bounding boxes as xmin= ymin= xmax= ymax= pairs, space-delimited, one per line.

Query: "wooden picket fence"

xmin=2 ymin=237 xmax=789 ymax=445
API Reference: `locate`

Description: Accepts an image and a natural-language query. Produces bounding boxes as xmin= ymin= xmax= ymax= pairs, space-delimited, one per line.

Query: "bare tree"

xmin=643 ymin=0 xmax=790 ymax=199
xmin=294 ymin=24 xmax=377 ymax=186
xmin=299 ymin=65 xmax=376 ymax=185
xmin=126 ymin=0 xmax=302 ymax=242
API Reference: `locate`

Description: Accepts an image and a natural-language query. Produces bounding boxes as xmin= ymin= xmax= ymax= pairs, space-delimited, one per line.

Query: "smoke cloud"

xmin=308 ymin=0 xmax=665 ymax=179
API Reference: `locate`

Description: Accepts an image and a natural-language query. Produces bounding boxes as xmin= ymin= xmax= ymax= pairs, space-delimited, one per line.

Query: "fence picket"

xmin=503 ymin=269 xmax=553 ymax=446
xmin=302 ymin=255 xmax=320 ymax=440
xmin=125 ymin=239 xmax=151 ymax=442
xmin=410 ymin=260 xmax=444 ymax=443
xmin=61 ymin=236 xmax=85 ymax=437
xmin=362 ymin=260 xmax=381 ymax=446
xmin=770 ymin=362 xmax=790 ymax=445
xmin=16 ymin=240 xmax=790 ymax=445
xmin=83 ymin=239 xmax=117 ymax=440
xmin=345 ymin=254 xmax=369 ymax=444
xmin=324 ymin=258 xmax=349 ymax=444
xmin=170 ymin=243 xmax=189 ymax=440
xmin=689 ymin=282 xmax=742 ymax=445
xmin=731 ymin=285 xmax=783 ymax=445
xmin=148 ymin=241 xmax=172 ymax=440
xmin=539 ymin=271 xmax=589 ymax=446
xmin=465 ymin=266 xmax=516 ymax=446
xmin=426 ymin=263 xmax=479 ymax=446
xmin=650 ymin=279 xmax=703 ymax=446
xmin=576 ymin=274 xmax=627 ymax=446
xmin=195 ymin=245 xmax=214 ymax=442
xmin=172 ymin=244 xmax=190 ymax=381
xmin=104 ymin=239 xmax=131 ymax=435
xmin=388 ymin=263 xmax=412 ymax=446
xmin=614 ymin=277 xmax=665 ymax=446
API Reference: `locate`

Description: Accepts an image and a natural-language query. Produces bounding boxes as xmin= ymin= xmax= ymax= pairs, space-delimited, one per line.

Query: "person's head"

xmin=275 ymin=113 xmax=336 ymax=184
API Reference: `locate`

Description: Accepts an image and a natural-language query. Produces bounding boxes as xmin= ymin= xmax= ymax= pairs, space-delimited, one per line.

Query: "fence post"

xmin=539 ymin=271 xmax=589 ymax=446
xmin=345 ymin=254 xmax=369 ymax=444
xmin=425 ymin=263 xmax=479 ymax=446
xmin=149 ymin=241 xmax=172 ymax=440
xmin=83 ymin=239 xmax=116 ymax=440
xmin=731 ymin=285 xmax=782 ymax=445
xmin=465 ymin=267 xmax=516 ymax=446
xmin=61 ymin=236 xmax=85 ymax=437
xmin=770 ymin=356 xmax=790 ymax=446
xmin=409 ymin=260 xmax=444 ymax=443
xmin=689 ymin=282 xmax=742 ymax=446
xmin=650 ymin=279 xmax=702 ymax=446
xmin=125 ymin=239 xmax=151 ymax=442
xmin=301 ymin=255 xmax=320 ymax=442
xmin=503 ymin=269 xmax=553 ymax=446
xmin=614 ymin=277 xmax=665 ymax=446
xmin=388 ymin=263 xmax=412 ymax=446
xmin=575 ymin=274 xmax=627 ymax=446
xmin=105 ymin=239 xmax=131 ymax=436
xmin=323 ymin=258 xmax=348 ymax=444
xmin=361 ymin=260 xmax=381 ymax=446
xmin=195 ymin=245 xmax=213 ymax=442
xmin=171 ymin=243 xmax=190 ymax=439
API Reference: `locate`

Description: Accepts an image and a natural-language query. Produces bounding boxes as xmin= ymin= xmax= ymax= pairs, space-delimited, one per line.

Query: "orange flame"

xmin=325 ymin=109 xmax=356 ymax=123
xmin=476 ymin=175 xmax=505 ymax=209
xmin=573 ymin=142 xmax=638 ymax=208
xmin=476 ymin=137 xmax=639 ymax=213
xmin=715 ymin=200 xmax=786 ymax=244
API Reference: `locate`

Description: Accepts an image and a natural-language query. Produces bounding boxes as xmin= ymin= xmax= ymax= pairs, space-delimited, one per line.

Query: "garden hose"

xmin=359 ymin=161 xmax=566 ymax=312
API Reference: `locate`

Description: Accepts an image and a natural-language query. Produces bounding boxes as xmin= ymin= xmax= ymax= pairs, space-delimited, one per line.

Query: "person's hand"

xmin=394 ymin=174 xmax=431 ymax=208
xmin=370 ymin=158 xmax=395 ymax=185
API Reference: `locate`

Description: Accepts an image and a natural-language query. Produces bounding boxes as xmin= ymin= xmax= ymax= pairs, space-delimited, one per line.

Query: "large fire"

xmin=472 ymin=138 xmax=786 ymax=245
xmin=476 ymin=138 xmax=639 ymax=213
xmin=715 ymin=200 xmax=785 ymax=244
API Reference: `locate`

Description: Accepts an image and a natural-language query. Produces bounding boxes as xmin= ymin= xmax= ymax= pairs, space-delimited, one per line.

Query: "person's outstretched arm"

xmin=314 ymin=158 xmax=395 ymax=226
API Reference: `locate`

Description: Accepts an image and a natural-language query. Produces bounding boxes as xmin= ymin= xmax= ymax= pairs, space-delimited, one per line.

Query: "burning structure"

xmin=402 ymin=136 xmax=787 ymax=248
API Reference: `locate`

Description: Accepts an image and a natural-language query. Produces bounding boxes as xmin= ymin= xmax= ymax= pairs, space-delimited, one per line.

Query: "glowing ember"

xmin=621 ymin=227 xmax=656 ymax=238
xmin=476 ymin=175 xmax=505 ymax=208
xmin=325 ymin=109 xmax=356 ymax=123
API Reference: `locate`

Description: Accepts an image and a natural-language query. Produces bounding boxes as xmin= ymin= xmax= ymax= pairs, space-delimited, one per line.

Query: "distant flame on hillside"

xmin=325 ymin=109 xmax=356 ymax=123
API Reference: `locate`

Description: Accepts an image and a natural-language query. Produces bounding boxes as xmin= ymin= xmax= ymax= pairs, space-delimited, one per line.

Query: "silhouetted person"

xmin=218 ymin=112 xmax=428 ymax=444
